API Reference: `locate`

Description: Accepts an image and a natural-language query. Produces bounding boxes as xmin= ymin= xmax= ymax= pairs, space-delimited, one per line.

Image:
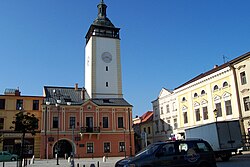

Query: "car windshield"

xmin=135 ymin=143 xmax=161 ymax=157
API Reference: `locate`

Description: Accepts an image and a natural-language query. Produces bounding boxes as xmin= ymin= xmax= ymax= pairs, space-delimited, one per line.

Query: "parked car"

xmin=0 ymin=151 xmax=19 ymax=162
xmin=115 ymin=139 xmax=217 ymax=167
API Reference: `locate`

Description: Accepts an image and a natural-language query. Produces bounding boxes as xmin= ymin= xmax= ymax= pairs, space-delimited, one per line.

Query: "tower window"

xmin=106 ymin=66 xmax=109 ymax=71
xmin=106 ymin=82 xmax=109 ymax=87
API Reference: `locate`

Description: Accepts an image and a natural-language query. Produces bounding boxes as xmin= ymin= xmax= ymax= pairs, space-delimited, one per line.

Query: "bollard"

xmin=102 ymin=156 xmax=106 ymax=162
xmin=70 ymin=159 xmax=75 ymax=167
xmin=32 ymin=155 xmax=35 ymax=164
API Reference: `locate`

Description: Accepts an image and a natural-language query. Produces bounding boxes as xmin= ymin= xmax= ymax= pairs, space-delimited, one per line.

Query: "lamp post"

xmin=56 ymin=102 xmax=60 ymax=165
xmin=123 ymin=128 xmax=126 ymax=158
xmin=213 ymin=109 xmax=218 ymax=122
xmin=71 ymin=124 xmax=75 ymax=167
xmin=51 ymin=89 xmax=62 ymax=165
xmin=46 ymin=89 xmax=71 ymax=165
xmin=44 ymin=101 xmax=50 ymax=160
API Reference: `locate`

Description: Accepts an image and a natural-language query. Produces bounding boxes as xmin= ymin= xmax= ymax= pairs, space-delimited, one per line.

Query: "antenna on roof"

xmin=223 ymin=55 xmax=229 ymax=63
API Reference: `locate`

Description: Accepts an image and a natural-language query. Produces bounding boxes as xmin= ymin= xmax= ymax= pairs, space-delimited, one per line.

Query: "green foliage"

xmin=11 ymin=111 xmax=39 ymax=136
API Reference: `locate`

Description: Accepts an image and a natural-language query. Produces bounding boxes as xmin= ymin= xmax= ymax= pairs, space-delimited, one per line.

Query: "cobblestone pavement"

xmin=0 ymin=156 xmax=123 ymax=167
xmin=1 ymin=151 xmax=250 ymax=167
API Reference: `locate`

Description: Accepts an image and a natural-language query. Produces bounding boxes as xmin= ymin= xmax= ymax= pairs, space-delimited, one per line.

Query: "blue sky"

xmin=1 ymin=0 xmax=250 ymax=117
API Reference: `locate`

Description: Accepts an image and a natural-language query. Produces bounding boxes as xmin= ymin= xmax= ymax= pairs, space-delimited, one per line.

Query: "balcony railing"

xmin=80 ymin=127 xmax=100 ymax=133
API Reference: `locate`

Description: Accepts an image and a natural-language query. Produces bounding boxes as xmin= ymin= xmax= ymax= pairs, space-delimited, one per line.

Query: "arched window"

xmin=194 ymin=93 xmax=198 ymax=98
xmin=213 ymin=85 xmax=219 ymax=91
xmin=223 ymin=82 xmax=228 ymax=87
xmin=201 ymin=90 xmax=206 ymax=95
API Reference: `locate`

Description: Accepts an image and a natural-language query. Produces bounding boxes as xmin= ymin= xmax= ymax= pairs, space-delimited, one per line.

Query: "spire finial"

xmin=97 ymin=0 xmax=107 ymax=18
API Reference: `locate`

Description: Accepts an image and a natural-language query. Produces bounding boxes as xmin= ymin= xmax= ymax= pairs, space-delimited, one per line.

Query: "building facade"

xmin=152 ymin=52 xmax=250 ymax=147
xmin=40 ymin=1 xmax=134 ymax=159
xmin=152 ymin=88 xmax=178 ymax=142
xmin=40 ymin=85 xmax=133 ymax=159
xmin=0 ymin=88 xmax=44 ymax=158
xmin=132 ymin=111 xmax=153 ymax=152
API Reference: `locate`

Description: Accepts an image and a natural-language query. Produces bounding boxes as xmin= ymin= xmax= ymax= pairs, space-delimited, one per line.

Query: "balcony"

xmin=80 ymin=127 xmax=100 ymax=133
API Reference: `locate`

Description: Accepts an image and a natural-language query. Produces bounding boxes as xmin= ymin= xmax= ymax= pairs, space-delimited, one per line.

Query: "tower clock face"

xmin=101 ymin=52 xmax=112 ymax=63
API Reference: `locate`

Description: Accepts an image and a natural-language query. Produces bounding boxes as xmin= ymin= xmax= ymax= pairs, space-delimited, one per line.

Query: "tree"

xmin=11 ymin=111 xmax=39 ymax=166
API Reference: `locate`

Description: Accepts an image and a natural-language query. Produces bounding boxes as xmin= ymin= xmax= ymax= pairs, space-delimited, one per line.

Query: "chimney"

xmin=75 ymin=83 xmax=78 ymax=90
xmin=214 ymin=65 xmax=218 ymax=68
xmin=81 ymin=89 xmax=85 ymax=100
xmin=15 ymin=87 xmax=21 ymax=96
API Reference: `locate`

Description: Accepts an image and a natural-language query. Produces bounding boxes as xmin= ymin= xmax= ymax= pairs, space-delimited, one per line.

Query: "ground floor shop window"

xmin=104 ymin=142 xmax=110 ymax=153
xmin=119 ymin=142 xmax=125 ymax=152
xmin=87 ymin=143 xmax=93 ymax=153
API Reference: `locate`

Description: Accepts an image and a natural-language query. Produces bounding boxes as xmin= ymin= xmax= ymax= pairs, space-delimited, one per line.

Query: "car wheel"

xmin=11 ymin=157 xmax=16 ymax=161
xmin=220 ymin=153 xmax=231 ymax=161
xmin=221 ymin=156 xmax=230 ymax=161
xmin=198 ymin=162 xmax=211 ymax=167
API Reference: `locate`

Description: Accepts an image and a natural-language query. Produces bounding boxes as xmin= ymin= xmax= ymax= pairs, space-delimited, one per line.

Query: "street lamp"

xmin=213 ymin=109 xmax=218 ymax=122
xmin=46 ymin=89 xmax=71 ymax=165
xmin=44 ymin=101 xmax=51 ymax=160
xmin=123 ymin=128 xmax=126 ymax=158
xmin=55 ymin=98 xmax=61 ymax=165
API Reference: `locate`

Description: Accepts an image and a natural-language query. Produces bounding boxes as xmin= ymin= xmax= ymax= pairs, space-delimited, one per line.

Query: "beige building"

xmin=231 ymin=53 xmax=250 ymax=138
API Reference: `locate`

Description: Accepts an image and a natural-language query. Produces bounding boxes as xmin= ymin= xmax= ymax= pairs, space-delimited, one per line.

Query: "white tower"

xmin=85 ymin=0 xmax=122 ymax=99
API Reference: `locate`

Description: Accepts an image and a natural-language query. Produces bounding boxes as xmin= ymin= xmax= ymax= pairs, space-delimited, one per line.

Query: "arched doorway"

xmin=53 ymin=139 xmax=72 ymax=158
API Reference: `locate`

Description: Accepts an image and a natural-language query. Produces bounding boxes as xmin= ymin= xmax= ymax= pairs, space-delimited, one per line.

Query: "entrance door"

xmin=86 ymin=117 xmax=93 ymax=132
xmin=53 ymin=140 xmax=72 ymax=158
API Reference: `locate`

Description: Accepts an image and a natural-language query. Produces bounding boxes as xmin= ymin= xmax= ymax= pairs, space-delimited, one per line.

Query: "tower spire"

xmin=97 ymin=0 xmax=107 ymax=18
xmin=85 ymin=0 xmax=120 ymax=43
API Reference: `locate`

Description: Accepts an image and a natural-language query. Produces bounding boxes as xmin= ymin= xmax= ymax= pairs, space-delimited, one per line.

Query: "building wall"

xmin=175 ymin=66 xmax=240 ymax=135
xmin=0 ymin=93 xmax=43 ymax=158
xmin=152 ymin=88 xmax=179 ymax=142
xmin=140 ymin=121 xmax=153 ymax=149
xmin=152 ymin=55 xmax=250 ymax=141
xmin=233 ymin=56 xmax=250 ymax=135
xmin=40 ymin=101 xmax=134 ymax=159
xmin=85 ymin=36 xmax=122 ymax=99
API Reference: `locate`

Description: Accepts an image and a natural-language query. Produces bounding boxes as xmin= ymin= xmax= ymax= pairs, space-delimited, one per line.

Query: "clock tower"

xmin=85 ymin=0 xmax=122 ymax=99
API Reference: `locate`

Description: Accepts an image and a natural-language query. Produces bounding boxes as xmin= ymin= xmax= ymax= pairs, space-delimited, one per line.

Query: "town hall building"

xmin=40 ymin=0 xmax=134 ymax=159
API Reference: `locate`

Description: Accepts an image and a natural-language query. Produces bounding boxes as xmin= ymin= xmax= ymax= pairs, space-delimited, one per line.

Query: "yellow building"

xmin=231 ymin=52 xmax=250 ymax=148
xmin=174 ymin=52 xmax=250 ymax=140
xmin=152 ymin=52 xmax=250 ymax=148
xmin=0 ymin=88 xmax=44 ymax=158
